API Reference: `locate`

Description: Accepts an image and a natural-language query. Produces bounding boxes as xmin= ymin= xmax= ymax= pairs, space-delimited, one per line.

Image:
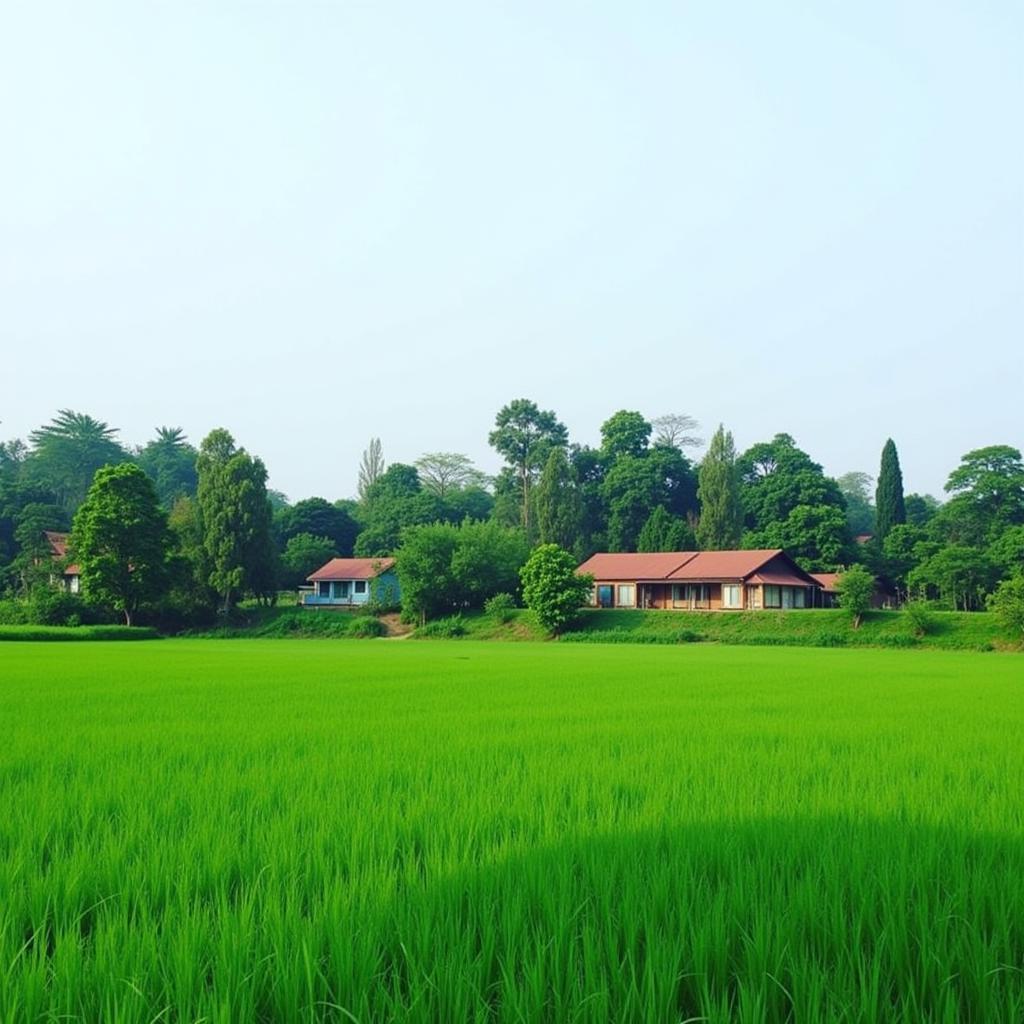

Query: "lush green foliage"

xmin=414 ymin=614 xmax=468 ymax=638
xmin=196 ymin=429 xmax=277 ymax=610
xmin=738 ymin=433 xmax=851 ymax=570
xmin=0 ymin=641 xmax=1021 ymax=1022
xmin=875 ymin=438 xmax=906 ymax=542
xmin=70 ymin=464 xmax=171 ymax=626
xmin=4 ymin=403 xmax=1024 ymax=631
xmin=23 ymin=409 xmax=129 ymax=514
xmin=273 ymin=497 xmax=358 ymax=558
xmin=279 ymin=533 xmax=337 ymax=590
xmin=134 ymin=427 xmax=199 ymax=508
xmin=696 ymin=424 xmax=742 ymax=550
xmin=636 ymin=504 xmax=694 ymax=553
xmin=0 ymin=624 xmax=158 ymax=641
xmin=396 ymin=520 xmax=529 ymax=621
xmin=837 ymin=471 xmax=875 ymax=536
xmin=520 ymin=543 xmax=592 ymax=633
xmin=835 ymin=564 xmax=876 ymax=628
xmin=483 ymin=591 xmax=517 ymax=623
xmin=193 ymin=608 xmax=386 ymax=639
xmin=988 ymin=574 xmax=1024 ymax=638
xmin=488 ymin=399 xmax=568 ymax=531
xmin=535 ymin=448 xmax=582 ymax=552
xmin=564 ymin=608 xmax=1006 ymax=651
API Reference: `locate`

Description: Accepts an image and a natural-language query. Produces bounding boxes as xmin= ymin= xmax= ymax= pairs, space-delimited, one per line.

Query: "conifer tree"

xmin=535 ymin=448 xmax=582 ymax=552
xmin=875 ymin=438 xmax=906 ymax=543
xmin=696 ymin=425 xmax=742 ymax=550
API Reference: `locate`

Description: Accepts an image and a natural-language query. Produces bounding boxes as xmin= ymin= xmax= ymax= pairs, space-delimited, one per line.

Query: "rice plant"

xmin=0 ymin=640 xmax=1021 ymax=1022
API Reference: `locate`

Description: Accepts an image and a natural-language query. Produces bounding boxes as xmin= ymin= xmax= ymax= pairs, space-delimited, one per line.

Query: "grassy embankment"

xmin=561 ymin=607 xmax=1008 ymax=651
xmin=1 ymin=639 xmax=1022 ymax=1022
xmin=0 ymin=625 xmax=159 ymax=641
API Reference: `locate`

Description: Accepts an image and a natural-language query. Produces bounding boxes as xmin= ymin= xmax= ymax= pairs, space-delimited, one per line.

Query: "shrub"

xmin=416 ymin=615 xmax=467 ymax=639
xmin=484 ymin=592 xmax=517 ymax=623
xmin=835 ymin=565 xmax=875 ymax=629
xmin=348 ymin=616 xmax=385 ymax=638
xmin=902 ymin=601 xmax=935 ymax=638
xmin=520 ymin=545 xmax=593 ymax=635
xmin=0 ymin=625 xmax=159 ymax=641
xmin=988 ymin=575 xmax=1024 ymax=641
xmin=26 ymin=590 xmax=108 ymax=627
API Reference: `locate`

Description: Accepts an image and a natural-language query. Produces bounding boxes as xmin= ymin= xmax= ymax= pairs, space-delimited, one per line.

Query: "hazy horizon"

xmin=3 ymin=2 xmax=1021 ymax=502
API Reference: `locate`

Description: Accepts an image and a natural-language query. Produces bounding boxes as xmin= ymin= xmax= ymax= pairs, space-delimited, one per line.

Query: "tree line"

xmin=1 ymin=402 xmax=1022 ymax=626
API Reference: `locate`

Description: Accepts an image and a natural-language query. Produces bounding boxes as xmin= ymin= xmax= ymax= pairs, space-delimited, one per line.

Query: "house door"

xmin=597 ymin=585 xmax=614 ymax=608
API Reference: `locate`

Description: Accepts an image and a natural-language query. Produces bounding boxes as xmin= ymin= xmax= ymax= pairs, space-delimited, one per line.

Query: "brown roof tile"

xmin=307 ymin=557 xmax=396 ymax=582
xmin=577 ymin=552 xmax=698 ymax=581
xmin=667 ymin=550 xmax=785 ymax=580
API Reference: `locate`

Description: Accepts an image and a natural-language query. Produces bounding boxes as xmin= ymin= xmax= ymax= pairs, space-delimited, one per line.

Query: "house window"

xmin=333 ymin=581 xmax=351 ymax=600
xmin=723 ymin=584 xmax=742 ymax=609
xmin=354 ymin=581 xmax=367 ymax=595
xmin=693 ymin=584 xmax=710 ymax=609
xmin=747 ymin=585 xmax=761 ymax=609
xmin=616 ymin=584 xmax=635 ymax=608
xmin=794 ymin=587 xmax=806 ymax=608
xmin=764 ymin=585 xmax=781 ymax=609
xmin=672 ymin=584 xmax=686 ymax=608
xmin=317 ymin=581 xmax=331 ymax=597
xmin=597 ymin=585 xmax=614 ymax=608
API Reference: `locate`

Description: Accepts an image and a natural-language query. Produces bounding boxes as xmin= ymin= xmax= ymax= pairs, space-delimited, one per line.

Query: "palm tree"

xmin=25 ymin=410 xmax=128 ymax=512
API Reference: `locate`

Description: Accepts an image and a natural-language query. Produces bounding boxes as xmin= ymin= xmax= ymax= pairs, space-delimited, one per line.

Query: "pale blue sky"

xmin=2 ymin=2 xmax=1021 ymax=500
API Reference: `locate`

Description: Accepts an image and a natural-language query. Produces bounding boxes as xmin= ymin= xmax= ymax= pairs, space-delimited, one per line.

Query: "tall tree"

xmin=837 ymin=471 xmax=875 ymax=536
xmin=25 ymin=409 xmax=128 ymax=513
xmin=414 ymin=452 xmax=487 ymax=498
xmin=738 ymin=433 xmax=851 ymax=567
xmin=637 ymin=505 xmax=694 ymax=552
xmin=69 ymin=464 xmax=171 ymax=625
xmin=196 ymin=429 xmax=276 ymax=612
xmin=135 ymin=427 xmax=199 ymax=508
xmin=600 ymin=411 xmax=651 ymax=462
xmin=274 ymin=497 xmax=359 ymax=556
xmin=939 ymin=446 xmax=1024 ymax=545
xmin=874 ymin=439 xmax=906 ymax=543
xmin=535 ymin=448 xmax=583 ymax=553
xmin=651 ymin=413 xmax=703 ymax=451
xmin=696 ymin=425 xmax=742 ymax=550
xmin=488 ymin=399 xmax=568 ymax=532
xmin=357 ymin=438 xmax=385 ymax=502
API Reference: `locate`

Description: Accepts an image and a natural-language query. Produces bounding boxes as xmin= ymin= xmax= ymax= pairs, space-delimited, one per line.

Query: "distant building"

xmin=577 ymin=549 xmax=825 ymax=610
xmin=44 ymin=531 xmax=81 ymax=594
xmin=301 ymin=558 xmax=400 ymax=608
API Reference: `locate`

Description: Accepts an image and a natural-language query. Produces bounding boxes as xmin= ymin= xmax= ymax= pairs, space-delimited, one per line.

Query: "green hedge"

xmin=0 ymin=625 xmax=160 ymax=642
xmin=191 ymin=609 xmax=386 ymax=639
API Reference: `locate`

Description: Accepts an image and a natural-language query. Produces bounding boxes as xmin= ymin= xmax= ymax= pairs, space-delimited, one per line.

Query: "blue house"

xmin=302 ymin=557 xmax=400 ymax=607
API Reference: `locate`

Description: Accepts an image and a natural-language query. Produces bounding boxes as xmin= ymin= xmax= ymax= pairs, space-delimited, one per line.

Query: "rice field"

xmin=1 ymin=639 xmax=1022 ymax=1023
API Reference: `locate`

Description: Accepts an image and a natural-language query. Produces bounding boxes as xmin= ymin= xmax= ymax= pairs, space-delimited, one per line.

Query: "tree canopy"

xmin=69 ymin=463 xmax=171 ymax=625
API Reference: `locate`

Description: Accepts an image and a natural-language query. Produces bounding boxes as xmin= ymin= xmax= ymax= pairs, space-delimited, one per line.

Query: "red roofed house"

xmin=577 ymin=549 xmax=824 ymax=611
xmin=301 ymin=557 xmax=400 ymax=607
xmin=809 ymin=573 xmax=841 ymax=608
xmin=44 ymin=531 xmax=81 ymax=594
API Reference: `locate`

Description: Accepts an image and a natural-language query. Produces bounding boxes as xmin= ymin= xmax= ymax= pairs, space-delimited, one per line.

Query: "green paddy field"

xmin=1 ymin=640 xmax=1022 ymax=1022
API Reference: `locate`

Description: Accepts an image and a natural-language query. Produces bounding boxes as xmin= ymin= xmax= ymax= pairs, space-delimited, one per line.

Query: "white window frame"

xmin=722 ymin=584 xmax=742 ymax=609
xmin=616 ymin=584 xmax=635 ymax=608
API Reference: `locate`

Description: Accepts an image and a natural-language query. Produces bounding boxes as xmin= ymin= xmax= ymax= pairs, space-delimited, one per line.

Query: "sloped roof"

xmin=45 ymin=531 xmax=68 ymax=558
xmin=810 ymin=573 xmax=841 ymax=592
xmin=44 ymin=531 xmax=79 ymax=576
xmin=667 ymin=550 xmax=787 ymax=581
xmin=307 ymin=557 xmax=396 ymax=582
xmin=577 ymin=552 xmax=698 ymax=581
xmin=578 ymin=548 xmax=822 ymax=587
